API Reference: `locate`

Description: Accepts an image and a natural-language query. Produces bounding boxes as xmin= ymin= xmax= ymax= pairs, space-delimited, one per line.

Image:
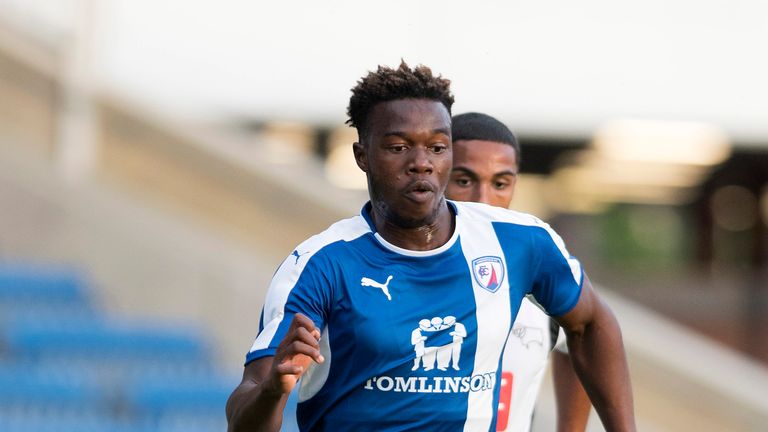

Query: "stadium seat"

xmin=2 ymin=317 xmax=209 ymax=361
xmin=0 ymin=264 xmax=89 ymax=304
xmin=0 ymin=262 xmax=233 ymax=431
xmin=124 ymin=373 xmax=238 ymax=416
xmin=0 ymin=362 xmax=104 ymax=408
xmin=154 ymin=411 xmax=228 ymax=432
xmin=0 ymin=409 xmax=156 ymax=432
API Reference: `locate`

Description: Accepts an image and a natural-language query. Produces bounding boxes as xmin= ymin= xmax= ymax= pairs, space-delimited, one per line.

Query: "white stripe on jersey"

xmin=458 ymin=212 xmax=512 ymax=432
xmin=457 ymin=202 xmax=583 ymax=286
xmin=249 ymin=215 xmax=370 ymax=354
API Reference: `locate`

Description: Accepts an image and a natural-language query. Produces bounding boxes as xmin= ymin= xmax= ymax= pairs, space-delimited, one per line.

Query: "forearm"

xmin=226 ymin=368 xmax=288 ymax=432
xmin=566 ymin=302 xmax=635 ymax=431
xmin=552 ymin=350 xmax=592 ymax=432
xmin=227 ymin=357 xmax=290 ymax=432
xmin=228 ymin=314 xmax=323 ymax=431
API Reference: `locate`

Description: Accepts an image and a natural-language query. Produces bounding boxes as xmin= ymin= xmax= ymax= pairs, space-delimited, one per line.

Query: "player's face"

xmin=354 ymin=99 xmax=452 ymax=228
xmin=446 ymin=140 xmax=518 ymax=209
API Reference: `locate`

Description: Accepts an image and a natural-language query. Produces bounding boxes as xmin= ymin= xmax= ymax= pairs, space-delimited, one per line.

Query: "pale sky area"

xmin=4 ymin=0 xmax=768 ymax=140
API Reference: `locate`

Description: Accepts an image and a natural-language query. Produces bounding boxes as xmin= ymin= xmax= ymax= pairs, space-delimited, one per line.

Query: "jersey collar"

xmin=360 ymin=201 xmax=460 ymax=257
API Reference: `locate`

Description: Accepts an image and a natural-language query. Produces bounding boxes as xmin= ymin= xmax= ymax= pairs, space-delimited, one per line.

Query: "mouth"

xmin=404 ymin=180 xmax=436 ymax=203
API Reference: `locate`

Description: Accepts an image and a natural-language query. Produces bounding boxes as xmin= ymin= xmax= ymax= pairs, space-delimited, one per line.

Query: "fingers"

xmin=275 ymin=356 xmax=309 ymax=375
xmin=281 ymin=337 xmax=323 ymax=365
xmin=264 ymin=313 xmax=326 ymax=395
xmin=278 ymin=313 xmax=325 ymax=364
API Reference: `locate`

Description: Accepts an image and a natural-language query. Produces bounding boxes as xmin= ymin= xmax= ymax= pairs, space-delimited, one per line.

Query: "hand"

xmin=266 ymin=313 xmax=324 ymax=395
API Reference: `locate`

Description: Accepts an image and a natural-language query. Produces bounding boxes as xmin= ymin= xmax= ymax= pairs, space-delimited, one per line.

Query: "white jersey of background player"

xmin=500 ymin=297 xmax=566 ymax=430
xmin=446 ymin=112 xmax=592 ymax=431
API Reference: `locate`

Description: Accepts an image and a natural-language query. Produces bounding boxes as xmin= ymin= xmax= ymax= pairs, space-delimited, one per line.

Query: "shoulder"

xmin=271 ymin=215 xmax=371 ymax=286
xmin=453 ymin=200 xmax=549 ymax=228
xmin=452 ymin=201 xmax=562 ymax=248
xmin=264 ymin=215 xmax=371 ymax=314
xmin=290 ymin=214 xmax=372 ymax=262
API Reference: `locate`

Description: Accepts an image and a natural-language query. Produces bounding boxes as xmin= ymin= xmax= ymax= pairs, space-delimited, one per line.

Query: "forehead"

xmin=453 ymin=139 xmax=518 ymax=169
xmin=366 ymin=99 xmax=451 ymax=137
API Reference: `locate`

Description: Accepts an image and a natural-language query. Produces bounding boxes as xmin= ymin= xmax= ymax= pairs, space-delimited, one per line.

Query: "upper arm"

xmin=529 ymin=226 xmax=584 ymax=317
xmin=552 ymin=275 xmax=600 ymax=334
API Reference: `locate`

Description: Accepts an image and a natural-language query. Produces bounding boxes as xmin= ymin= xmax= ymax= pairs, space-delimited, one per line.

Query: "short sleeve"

xmin=530 ymin=226 xmax=583 ymax=317
xmin=245 ymin=253 xmax=333 ymax=365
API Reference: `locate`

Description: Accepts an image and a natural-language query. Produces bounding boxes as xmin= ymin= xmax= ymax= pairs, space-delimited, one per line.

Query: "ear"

xmin=353 ymin=141 xmax=368 ymax=172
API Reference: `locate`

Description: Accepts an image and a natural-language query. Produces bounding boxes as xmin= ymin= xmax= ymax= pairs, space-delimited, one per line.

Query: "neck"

xmin=369 ymin=201 xmax=454 ymax=251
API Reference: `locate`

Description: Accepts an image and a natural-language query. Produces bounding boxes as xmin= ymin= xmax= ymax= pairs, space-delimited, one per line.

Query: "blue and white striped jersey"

xmin=247 ymin=201 xmax=583 ymax=432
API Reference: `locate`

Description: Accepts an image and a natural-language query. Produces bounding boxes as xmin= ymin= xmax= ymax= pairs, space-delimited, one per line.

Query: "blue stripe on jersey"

xmin=492 ymin=222 xmax=582 ymax=316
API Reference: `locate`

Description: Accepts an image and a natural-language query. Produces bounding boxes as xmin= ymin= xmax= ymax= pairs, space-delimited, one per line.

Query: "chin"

xmin=391 ymin=201 xmax=443 ymax=228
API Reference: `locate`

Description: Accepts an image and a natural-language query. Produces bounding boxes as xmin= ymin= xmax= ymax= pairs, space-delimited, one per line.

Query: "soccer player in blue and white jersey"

xmin=226 ymin=62 xmax=636 ymax=432
xmin=447 ymin=112 xmax=592 ymax=432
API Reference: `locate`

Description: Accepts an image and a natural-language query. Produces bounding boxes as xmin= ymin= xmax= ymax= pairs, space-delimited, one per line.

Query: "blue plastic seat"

xmin=0 ymin=264 xmax=89 ymax=305
xmin=155 ymin=411 xmax=228 ymax=432
xmin=32 ymin=354 xmax=216 ymax=388
xmin=0 ymin=362 xmax=104 ymax=407
xmin=0 ymin=262 xmax=231 ymax=432
xmin=3 ymin=317 xmax=209 ymax=361
xmin=125 ymin=373 xmax=238 ymax=416
xmin=0 ymin=410 xmax=156 ymax=432
xmin=0 ymin=303 xmax=98 ymax=327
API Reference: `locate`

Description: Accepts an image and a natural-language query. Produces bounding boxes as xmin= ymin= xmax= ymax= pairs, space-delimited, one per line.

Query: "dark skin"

xmin=554 ymin=345 xmax=593 ymax=431
xmin=226 ymin=314 xmax=323 ymax=432
xmin=447 ymin=139 xmax=519 ymax=208
xmin=447 ymin=138 xmax=593 ymax=431
xmin=353 ymin=98 xmax=455 ymax=251
xmin=226 ymin=99 xmax=635 ymax=432
xmin=555 ymin=278 xmax=635 ymax=431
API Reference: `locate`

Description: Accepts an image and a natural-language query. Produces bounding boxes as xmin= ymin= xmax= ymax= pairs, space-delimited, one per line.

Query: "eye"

xmin=389 ymin=144 xmax=407 ymax=153
xmin=493 ymin=180 xmax=510 ymax=190
xmin=454 ymin=177 xmax=472 ymax=187
xmin=430 ymin=143 xmax=448 ymax=154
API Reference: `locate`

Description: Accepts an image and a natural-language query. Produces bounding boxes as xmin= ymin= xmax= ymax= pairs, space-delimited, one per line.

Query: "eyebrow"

xmin=451 ymin=167 xmax=518 ymax=177
xmin=383 ymin=128 xmax=452 ymax=139
xmin=451 ymin=167 xmax=478 ymax=178
xmin=493 ymin=170 xmax=519 ymax=177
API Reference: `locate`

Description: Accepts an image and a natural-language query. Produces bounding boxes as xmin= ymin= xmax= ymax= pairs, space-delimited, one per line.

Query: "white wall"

xmin=3 ymin=0 xmax=767 ymax=141
xmin=92 ymin=0 xmax=768 ymax=141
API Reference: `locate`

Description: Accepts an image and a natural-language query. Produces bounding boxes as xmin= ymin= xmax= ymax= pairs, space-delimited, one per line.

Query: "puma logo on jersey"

xmin=511 ymin=325 xmax=544 ymax=348
xmin=361 ymin=275 xmax=393 ymax=301
xmin=291 ymin=249 xmax=309 ymax=264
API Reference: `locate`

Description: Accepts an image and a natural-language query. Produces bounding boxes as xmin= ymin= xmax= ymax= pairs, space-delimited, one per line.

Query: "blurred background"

xmin=0 ymin=0 xmax=767 ymax=431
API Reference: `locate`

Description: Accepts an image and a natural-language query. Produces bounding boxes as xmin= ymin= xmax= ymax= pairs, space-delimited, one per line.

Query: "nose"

xmin=475 ymin=184 xmax=492 ymax=206
xmin=407 ymin=147 xmax=433 ymax=174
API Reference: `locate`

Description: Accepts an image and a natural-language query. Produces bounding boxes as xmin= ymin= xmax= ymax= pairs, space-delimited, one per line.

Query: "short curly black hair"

xmin=346 ymin=61 xmax=455 ymax=136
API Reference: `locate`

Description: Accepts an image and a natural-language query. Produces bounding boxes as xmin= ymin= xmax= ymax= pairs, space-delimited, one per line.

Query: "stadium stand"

xmin=0 ymin=263 xmax=237 ymax=432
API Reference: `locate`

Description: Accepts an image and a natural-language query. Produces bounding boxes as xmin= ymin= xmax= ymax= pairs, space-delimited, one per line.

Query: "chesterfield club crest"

xmin=471 ymin=256 xmax=505 ymax=293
